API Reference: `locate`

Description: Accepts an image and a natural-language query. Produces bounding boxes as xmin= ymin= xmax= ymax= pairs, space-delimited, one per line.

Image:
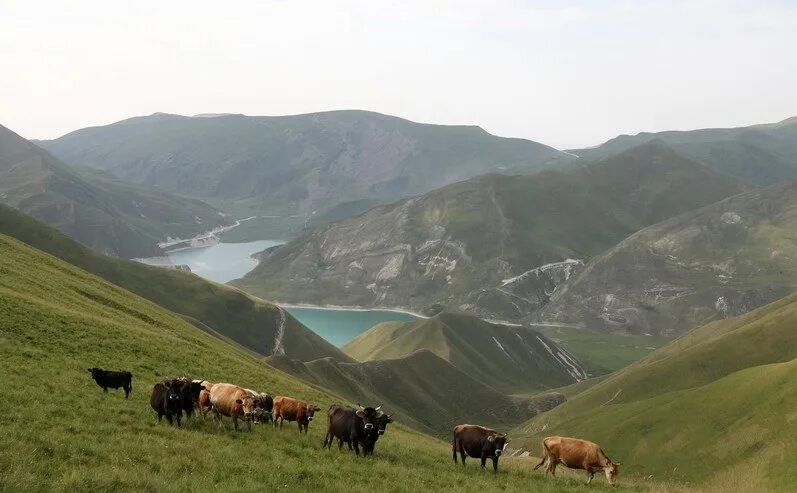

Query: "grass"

xmin=0 ymin=234 xmax=645 ymax=492
xmin=511 ymin=292 xmax=797 ymax=490
xmin=534 ymin=325 xmax=668 ymax=376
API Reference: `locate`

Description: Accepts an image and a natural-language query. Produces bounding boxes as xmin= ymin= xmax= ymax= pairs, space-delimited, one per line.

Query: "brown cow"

xmin=209 ymin=383 xmax=257 ymax=431
xmin=533 ymin=436 xmax=620 ymax=486
xmin=452 ymin=424 xmax=508 ymax=472
xmin=273 ymin=396 xmax=320 ymax=433
xmin=196 ymin=381 xmax=214 ymax=419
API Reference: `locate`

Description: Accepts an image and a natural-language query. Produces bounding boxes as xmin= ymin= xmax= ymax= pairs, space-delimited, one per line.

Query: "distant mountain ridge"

xmin=232 ymin=142 xmax=749 ymax=321
xmin=569 ymin=116 xmax=797 ymax=185
xmin=38 ymin=110 xmax=565 ymax=219
xmin=0 ymin=123 xmax=230 ymax=258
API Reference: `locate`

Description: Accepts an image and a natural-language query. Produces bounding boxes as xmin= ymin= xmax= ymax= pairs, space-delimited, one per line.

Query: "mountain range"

xmin=37 ymin=111 xmax=565 ymax=222
xmin=232 ymin=141 xmax=749 ymax=323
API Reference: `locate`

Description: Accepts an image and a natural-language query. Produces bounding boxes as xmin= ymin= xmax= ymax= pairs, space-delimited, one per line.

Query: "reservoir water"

xmin=284 ymin=307 xmax=416 ymax=347
xmin=166 ymin=240 xmax=281 ymax=283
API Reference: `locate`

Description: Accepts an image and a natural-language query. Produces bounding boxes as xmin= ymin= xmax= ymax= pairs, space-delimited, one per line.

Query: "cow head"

xmin=237 ymin=396 xmax=257 ymax=420
xmin=487 ymin=432 xmax=508 ymax=457
xmin=376 ymin=409 xmax=393 ymax=435
xmin=87 ymin=368 xmax=103 ymax=380
xmin=604 ymin=461 xmax=620 ymax=486
xmin=164 ymin=380 xmax=181 ymax=402
xmin=188 ymin=381 xmax=206 ymax=402
xmin=355 ymin=404 xmax=380 ymax=432
xmin=304 ymin=404 xmax=321 ymax=422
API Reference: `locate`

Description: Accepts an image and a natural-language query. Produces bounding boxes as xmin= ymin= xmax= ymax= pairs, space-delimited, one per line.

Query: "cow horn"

xmin=375 ymin=405 xmax=382 ymax=411
xmin=358 ymin=403 xmax=365 ymax=411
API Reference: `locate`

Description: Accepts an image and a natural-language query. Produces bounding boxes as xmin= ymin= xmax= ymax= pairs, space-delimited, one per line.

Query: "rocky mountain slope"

xmin=0 ymin=204 xmax=346 ymax=361
xmin=512 ymin=291 xmax=797 ymax=488
xmin=535 ymin=182 xmax=797 ymax=336
xmin=343 ymin=311 xmax=586 ymax=393
xmin=0 ymin=124 xmax=230 ymax=258
xmin=233 ymin=142 xmax=748 ymax=320
xmin=569 ymin=116 xmax=797 ymax=185
xmin=38 ymin=110 xmax=564 ymax=219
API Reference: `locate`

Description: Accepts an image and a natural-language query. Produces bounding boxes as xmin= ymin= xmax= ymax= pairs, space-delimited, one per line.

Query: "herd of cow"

xmin=87 ymin=367 xmax=621 ymax=485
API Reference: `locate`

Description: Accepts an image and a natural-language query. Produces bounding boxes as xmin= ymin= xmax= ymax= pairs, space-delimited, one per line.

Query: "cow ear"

xmin=235 ymin=399 xmax=243 ymax=405
xmin=487 ymin=435 xmax=495 ymax=442
xmin=355 ymin=410 xmax=364 ymax=417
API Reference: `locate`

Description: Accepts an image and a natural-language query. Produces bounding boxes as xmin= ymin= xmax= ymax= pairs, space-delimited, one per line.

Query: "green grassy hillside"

xmin=536 ymin=182 xmax=797 ymax=336
xmin=343 ymin=312 xmax=586 ymax=392
xmin=0 ymin=124 xmax=230 ymax=258
xmin=0 ymin=204 xmax=346 ymax=362
xmin=513 ymin=292 xmax=797 ymax=490
xmin=234 ymin=142 xmax=748 ymax=322
xmin=569 ymin=116 xmax=797 ymax=185
xmin=38 ymin=111 xmax=563 ymax=223
xmin=0 ymin=234 xmax=638 ymax=492
xmin=267 ymin=350 xmax=566 ymax=436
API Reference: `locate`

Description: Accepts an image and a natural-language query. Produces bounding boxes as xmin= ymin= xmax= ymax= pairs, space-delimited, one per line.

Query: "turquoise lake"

xmin=166 ymin=240 xmax=281 ymax=283
xmin=284 ymin=307 xmax=416 ymax=347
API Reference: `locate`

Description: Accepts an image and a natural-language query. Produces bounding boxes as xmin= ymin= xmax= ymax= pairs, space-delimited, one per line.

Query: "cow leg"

xmin=586 ymin=469 xmax=594 ymax=485
xmin=459 ymin=447 xmax=466 ymax=465
xmin=246 ymin=419 xmax=252 ymax=432
xmin=480 ymin=453 xmax=487 ymax=469
xmin=157 ymin=412 xmax=163 ymax=423
xmin=452 ymin=439 xmax=458 ymax=464
xmin=353 ymin=441 xmax=361 ymax=456
xmin=549 ymin=461 xmax=557 ymax=477
xmin=338 ymin=439 xmax=344 ymax=451
xmin=103 ymin=386 xmax=108 ymax=393
xmin=492 ymin=457 xmax=499 ymax=473
xmin=175 ymin=414 xmax=182 ymax=428
xmin=166 ymin=414 xmax=173 ymax=425
xmin=124 ymin=386 xmax=130 ymax=399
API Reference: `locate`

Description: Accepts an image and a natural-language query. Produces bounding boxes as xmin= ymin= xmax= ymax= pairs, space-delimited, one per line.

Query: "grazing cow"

xmin=87 ymin=368 xmax=133 ymax=398
xmin=533 ymin=436 xmax=620 ymax=486
xmin=273 ymin=396 xmax=320 ymax=433
xmin=150 ymin=380 xmax=184 ymax=427
xmin=324 ymin=405 xmax=381 ymax=456
xmin=209 ymin=383 xmax=257 ymax=431
xmin=452 ymin=424 xmax=508 ymax=472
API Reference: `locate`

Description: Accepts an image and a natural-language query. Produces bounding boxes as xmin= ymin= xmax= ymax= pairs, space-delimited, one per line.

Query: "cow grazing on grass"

xmin=534 ymin=436 xmax=620 ymax=486
xmin=452 ymin=424 xmax=508 ymax=472
xmin=324 ymin=405 xmax=381 ymax=456
xmin=87 ymin=368 xmax=133 ymax=398
xmin=210 ymin=383 xmax=257 ymax=431
xmin=150 ymin=380 xmax=184 ymax=427
xmin=273 ymin=396 xmax=320 ymax=433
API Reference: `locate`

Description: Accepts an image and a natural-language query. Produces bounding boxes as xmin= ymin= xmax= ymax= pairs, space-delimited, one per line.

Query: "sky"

xmin=2 ymin=0 xmax=796 ymax=149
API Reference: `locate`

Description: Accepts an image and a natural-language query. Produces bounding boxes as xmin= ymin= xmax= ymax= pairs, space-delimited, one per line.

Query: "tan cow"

xmin=272 ymin=396 xmax=320 ymax=433
xmin=196 ymin=381 xmax=214 ymax=419
xmin=534 ymin=436 xmax=620 ymax=486
xmin=209 ymin=383 xmax=257 ymax=431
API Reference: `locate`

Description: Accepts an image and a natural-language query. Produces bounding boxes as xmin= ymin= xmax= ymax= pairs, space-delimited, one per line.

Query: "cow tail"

xmin=533 ymin=439 xmax=549 ymax=470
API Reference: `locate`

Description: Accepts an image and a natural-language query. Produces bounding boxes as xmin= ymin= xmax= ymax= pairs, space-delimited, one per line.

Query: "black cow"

xmin=371 ymin=411 xmax=393 ymax=451
xmin=150 ymin=380 xmax=184 ymax=427
xmin=87 ymin=368 xmax=133 ymax=398
xmin=252 ymin=392 xmax=274 ymax=424
xmin=324 ymin=404 xmax=381 ymax=456
xmin=170 ymin=378 xmax=206 ymax=419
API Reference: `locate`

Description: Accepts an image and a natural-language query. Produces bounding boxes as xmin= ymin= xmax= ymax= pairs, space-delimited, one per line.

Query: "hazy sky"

xmin=2 ymin=0 xmax=796 ymax=149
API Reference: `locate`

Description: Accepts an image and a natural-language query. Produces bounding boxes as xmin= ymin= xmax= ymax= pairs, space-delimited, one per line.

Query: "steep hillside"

xmin=570 ymin=116 xmax=797 ymax=185
xmin=233 ymin=142 xmax=748 ymax=320
xmin=0 ymin=234 xmax=627 ymax=492
xmin=0 ymin=204 xmax=345 ymax=361
xmin=536 ymin=182 xmax=797 ymax=336
xmin=0 ymin=124 xmax=230 ymax=258
xmin=38 ymin=110 xmax=564 ymax=220
xmin=267 ymin=350 xmax=565 ymax=436
xmin=513 ymin=292 xmax=797 ymax=490
xmin=343 ymin=312 xmax=586 ymax=393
